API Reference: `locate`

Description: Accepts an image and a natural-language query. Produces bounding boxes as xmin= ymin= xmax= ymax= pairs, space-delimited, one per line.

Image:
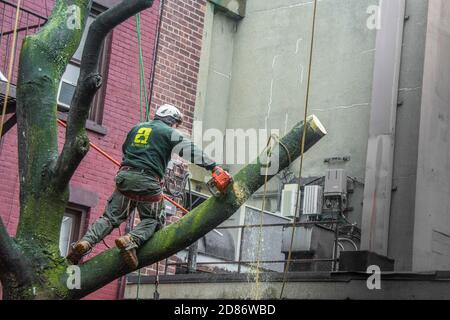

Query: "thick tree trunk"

xmin=9 ymin=0 xmax=92 ymax=300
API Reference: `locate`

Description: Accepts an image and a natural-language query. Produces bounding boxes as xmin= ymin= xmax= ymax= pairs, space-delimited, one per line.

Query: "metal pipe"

xmin=214 ymin=220 xmax=341 ymax=230
xmin=237 ymin=225 xmax=245 ymax=274
xmin=338 ymin=237 xmax=358 ymax=251
xmin=186 ymin=177 xmax=199 ymax=273
xmin=165 ymin=258 xmax=336 ymax=266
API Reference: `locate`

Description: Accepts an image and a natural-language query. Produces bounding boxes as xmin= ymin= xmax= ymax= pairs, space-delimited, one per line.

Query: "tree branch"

xmin=65 ymin=116 xmax=328 ymax=299
xmin=0 ymin=218 xmax=33 ymax=298
xmin=54 ymin=0 xmax=155 ymax=190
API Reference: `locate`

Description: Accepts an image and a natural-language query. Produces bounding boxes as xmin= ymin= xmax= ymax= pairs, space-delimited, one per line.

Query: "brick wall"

xmin=0 ymin=0 xmax=161 ymax=300
xmin=149 ymin=0 xmax=207 ymax=133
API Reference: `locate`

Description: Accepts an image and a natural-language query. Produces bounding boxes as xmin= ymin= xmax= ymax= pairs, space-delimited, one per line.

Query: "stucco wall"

xmin=195 ymin=0 xmax=379 ymax=226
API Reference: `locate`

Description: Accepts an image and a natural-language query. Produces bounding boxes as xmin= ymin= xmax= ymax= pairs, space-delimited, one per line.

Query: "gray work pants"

xmin=81 ymin=170 xmax=165 ymax=247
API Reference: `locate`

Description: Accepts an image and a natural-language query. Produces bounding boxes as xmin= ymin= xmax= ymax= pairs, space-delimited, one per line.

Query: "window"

xmin=59 ymin=207 xmax=87 ymax=256
xmin=58 ymin=6 xmax=112 ymax=125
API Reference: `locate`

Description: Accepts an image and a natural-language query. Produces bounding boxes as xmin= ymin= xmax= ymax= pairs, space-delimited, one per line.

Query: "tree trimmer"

xmin=207 ymin=166 xmax=233 ymax=197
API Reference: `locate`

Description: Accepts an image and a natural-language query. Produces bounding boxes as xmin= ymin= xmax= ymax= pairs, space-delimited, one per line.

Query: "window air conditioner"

xmin=57 ymin=79 xmax=77 ymax=111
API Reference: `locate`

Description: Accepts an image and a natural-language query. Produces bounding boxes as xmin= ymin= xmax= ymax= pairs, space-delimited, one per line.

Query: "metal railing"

xmin=161 ymin=217 xmax=359 ymax=276
xmin=0 ymin=0 xmax=48 ymax=84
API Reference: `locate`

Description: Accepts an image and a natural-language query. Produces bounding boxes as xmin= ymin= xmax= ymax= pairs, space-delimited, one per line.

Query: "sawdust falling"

xmin=232 ymin=181 xmax=249 ymax=206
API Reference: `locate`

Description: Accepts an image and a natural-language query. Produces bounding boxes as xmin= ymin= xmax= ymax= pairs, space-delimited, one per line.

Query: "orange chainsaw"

xmin=207 ymin=166 xmax=233 ymax=197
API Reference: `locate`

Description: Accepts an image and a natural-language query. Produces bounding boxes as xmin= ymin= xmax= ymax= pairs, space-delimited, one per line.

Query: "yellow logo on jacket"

xmin=133 ymin=128 xmax=152 ymax=146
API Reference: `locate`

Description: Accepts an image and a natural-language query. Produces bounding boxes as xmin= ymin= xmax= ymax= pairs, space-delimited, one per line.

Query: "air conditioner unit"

xmin=324 ymin=169 xmax=347 ymax=195
xmin=302 ymin=185 xmax=323 ymax=215
xmin=280 ymin=184 xmax=300 ymax=218
xmin=57 ymin=79 xmax=77 ymax=111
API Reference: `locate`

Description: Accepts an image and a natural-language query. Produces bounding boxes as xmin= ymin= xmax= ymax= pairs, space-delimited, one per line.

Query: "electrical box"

xmin=280 ymin=184 xmax=300 ymax=218
xmin=324 ymin=169 xmax=347 ymax=195
xmin=302 ymin=185 xmax=323 ymax=215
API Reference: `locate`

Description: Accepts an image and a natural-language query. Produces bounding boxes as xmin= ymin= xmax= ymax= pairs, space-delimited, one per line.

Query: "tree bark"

xmin=0 ymin=219 xmax=33 ymax=299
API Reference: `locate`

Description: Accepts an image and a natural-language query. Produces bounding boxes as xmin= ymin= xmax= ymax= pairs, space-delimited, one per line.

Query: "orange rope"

xmin=57 ymin=119 xmax=189 ymax=214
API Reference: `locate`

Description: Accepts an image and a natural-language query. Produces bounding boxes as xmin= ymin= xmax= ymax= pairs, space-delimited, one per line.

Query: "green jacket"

xmin=121 ymin=120 xmax=216 ymax=179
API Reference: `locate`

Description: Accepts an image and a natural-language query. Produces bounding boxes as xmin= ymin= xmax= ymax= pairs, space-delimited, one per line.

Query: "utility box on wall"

xmin=324 ymin=169 xmax=347 ymax=195
xmin=280 ymin=184 xmax=300 ymax=218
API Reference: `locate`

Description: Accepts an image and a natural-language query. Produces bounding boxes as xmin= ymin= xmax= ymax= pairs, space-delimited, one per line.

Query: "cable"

xmin=147 ymin=0 xmax=165 ymax=117
xmin=279 ymin=0 xmax=318 ymax=299
xmin=135 ymin=13 xmax=150 ymax=122
xmin=0 ymin=0 xmax=21 ymax=139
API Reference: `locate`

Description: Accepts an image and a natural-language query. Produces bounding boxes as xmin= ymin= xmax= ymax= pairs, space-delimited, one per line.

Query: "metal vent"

xmin=302 ymin=185 xmax=323 ymax=215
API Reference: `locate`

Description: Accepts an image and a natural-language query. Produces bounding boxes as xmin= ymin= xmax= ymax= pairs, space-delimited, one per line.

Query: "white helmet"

xmin=155 ymin=104 xmax=183 ymax=125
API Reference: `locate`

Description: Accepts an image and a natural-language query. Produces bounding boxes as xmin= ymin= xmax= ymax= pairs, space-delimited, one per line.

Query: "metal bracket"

xmin=324 ymin=156 xmax=351 ymax=164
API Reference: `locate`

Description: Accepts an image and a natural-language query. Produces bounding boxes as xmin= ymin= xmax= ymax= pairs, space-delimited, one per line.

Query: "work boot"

xmin=67 ymin=240 xmax=92 ymax=265
xmin=115 ymin=235 xmax=139 ymax=270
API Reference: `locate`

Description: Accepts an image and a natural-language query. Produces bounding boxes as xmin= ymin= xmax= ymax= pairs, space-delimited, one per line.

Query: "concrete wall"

xmin=195 ymin=0 xmax=379 ymax=225
xmin=125 ymin=272 xmax=450 ymax=300
xmin=413 ymin=0 xmax=450 ymax=271
xmin=388 ymin=0 xmax=429 ymax=271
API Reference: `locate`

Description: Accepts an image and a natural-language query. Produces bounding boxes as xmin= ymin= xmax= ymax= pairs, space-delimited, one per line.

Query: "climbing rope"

xmin=0 ymin=0 xmax=22 ymax=139
xmin=279 ymin=0 xmax=319 ymax=299
xmin=136 ymin=13 xmax=150 ymax=122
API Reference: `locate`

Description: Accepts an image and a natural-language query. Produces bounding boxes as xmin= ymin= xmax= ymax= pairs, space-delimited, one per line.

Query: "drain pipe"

xmin=361 ymin=0 xmax=406 ymax=256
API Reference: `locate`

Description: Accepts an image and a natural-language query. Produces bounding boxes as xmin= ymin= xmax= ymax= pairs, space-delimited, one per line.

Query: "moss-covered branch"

xmin=55 ymin=0 xmax=155 ymax=190
xmin=0 ymin=219 xmax=33 ymax=299
xmin=66 ymin=115 xmax=327 ymax=299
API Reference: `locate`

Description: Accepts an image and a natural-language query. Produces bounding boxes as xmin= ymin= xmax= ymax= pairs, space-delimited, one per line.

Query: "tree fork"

xmin=56 ymin=0 xmax=155 ymax=190
xmin=67 ymin=115 xmax=327 ymax=299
